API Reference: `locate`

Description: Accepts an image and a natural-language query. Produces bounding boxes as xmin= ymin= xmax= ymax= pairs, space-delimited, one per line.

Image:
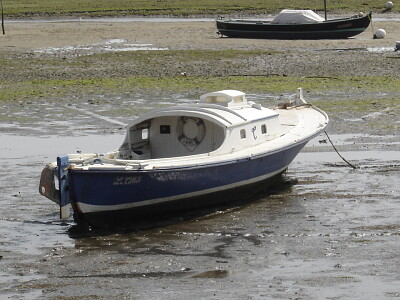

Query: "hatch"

xmin=200 ymin=90 xmax=247 ymax=107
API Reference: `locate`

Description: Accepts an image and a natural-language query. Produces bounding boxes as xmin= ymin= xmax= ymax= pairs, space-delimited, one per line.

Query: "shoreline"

xmin=1 ymin=18 xmax=400 ymax=81
xmin=4 ymin=12 xmax=400 ymax=25
xmin=2 ymin=14 xmax=400 ymax=51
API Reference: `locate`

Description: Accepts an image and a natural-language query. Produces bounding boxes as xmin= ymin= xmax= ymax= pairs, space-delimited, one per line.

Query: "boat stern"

xmin=39 ymin=155 xmax=72 ymax=219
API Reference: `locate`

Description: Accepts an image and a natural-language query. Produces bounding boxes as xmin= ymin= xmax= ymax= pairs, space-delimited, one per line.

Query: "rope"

xmin=324 ymin=130 xmax=358 ymax=169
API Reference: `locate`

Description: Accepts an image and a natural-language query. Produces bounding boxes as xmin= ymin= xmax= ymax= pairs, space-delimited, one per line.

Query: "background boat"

xmin=217 ymin=10 xmax=372 ymax=39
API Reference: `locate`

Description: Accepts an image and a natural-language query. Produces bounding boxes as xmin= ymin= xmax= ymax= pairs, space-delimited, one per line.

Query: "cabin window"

xmin=240 ymin=129 xmax=246 ymax=139
xmin=160 ymin=125 xmax=170 ymax=134
xmin=233 ymin=96 xmax=244 ymax=103
xmin=142 ymin=128 xmax=149 ymax=140
xmin=261 ymin=124 xmax=267 ymax=134
xmin=205 ymin=96 xmax=227 ymax=104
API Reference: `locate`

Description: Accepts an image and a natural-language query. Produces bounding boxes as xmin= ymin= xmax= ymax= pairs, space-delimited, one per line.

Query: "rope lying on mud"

xmin=324 ymin=130 xmax=358 ymax=169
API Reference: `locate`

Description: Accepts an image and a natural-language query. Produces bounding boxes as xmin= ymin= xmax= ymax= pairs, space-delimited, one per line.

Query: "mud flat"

xmin=1 ymin=15 xmax=400 ymax=53
xmin=1 ymin=15 xmax=400 ymax=80
xmin=1 ymin=92 xmax=399 ymax=299
xmin=0 ymin=16 xmax=400 ymax=299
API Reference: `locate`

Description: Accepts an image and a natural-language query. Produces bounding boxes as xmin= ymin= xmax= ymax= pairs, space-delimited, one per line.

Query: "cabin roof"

xmin=126 ymin=90 xmax=278 ymax=129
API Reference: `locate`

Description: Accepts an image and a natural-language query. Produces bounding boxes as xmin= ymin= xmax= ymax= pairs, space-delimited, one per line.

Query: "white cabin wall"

xmin=215 ymin=116 xmax=281 ymax=154
xmin=150 ymin=117 xmax=225 ymax=159
xmin=265 ymin=118 xmax=282 ymax=139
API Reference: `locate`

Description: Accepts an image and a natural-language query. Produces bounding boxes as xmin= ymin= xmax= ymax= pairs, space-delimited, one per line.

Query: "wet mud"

xmin=2 ymin=17 xmax=400 ymax=83
xmin=1 ymin=90 xmax=399 ymax=299
xmin=1 ymin=15 xmax=400 ymax=300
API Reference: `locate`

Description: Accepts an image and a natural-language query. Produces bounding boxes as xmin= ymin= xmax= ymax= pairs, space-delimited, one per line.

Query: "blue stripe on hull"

xmin=82 ymin=169 xmax=287 ymax=229
xmin=69 ymin=141 xmax=307 ymax=216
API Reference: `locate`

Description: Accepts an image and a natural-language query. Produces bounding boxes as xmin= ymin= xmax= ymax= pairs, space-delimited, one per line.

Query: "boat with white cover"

xmin=217 ymin=10 xmax=372 ymax=39
xmin=39 ymin=88 xmax=329 ymax=229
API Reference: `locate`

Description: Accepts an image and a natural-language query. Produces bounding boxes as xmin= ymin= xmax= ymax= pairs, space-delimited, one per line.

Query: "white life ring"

xmin=177 ymin=117 xmax=205 ymax=150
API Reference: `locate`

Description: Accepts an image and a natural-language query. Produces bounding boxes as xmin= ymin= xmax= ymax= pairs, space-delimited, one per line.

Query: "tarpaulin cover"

xmin=271 ymin=10 xmax=325 ymax=24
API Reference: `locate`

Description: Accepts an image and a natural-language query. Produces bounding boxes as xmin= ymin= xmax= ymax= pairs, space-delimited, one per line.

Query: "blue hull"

xmin=67 ymin=141 xmax=307 ymax=228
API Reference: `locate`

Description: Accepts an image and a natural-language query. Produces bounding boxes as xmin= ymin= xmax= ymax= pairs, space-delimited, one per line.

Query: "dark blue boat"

xmin=39 ymin=89 xmax=328 ymax=229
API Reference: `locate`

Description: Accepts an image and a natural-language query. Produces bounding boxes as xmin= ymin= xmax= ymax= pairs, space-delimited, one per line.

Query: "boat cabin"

xmin=118 ymin=90 xmax=281 ymax=161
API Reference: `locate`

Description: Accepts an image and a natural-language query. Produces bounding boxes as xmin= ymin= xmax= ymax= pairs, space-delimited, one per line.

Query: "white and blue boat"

xmin=39 ymin=88 xmax=328 ymax=229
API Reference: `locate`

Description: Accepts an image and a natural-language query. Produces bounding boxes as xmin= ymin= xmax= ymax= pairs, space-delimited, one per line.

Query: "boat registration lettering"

xmin=113 ymin=176 xmax=141 ymax=185
xmin=337 ymin=23 xmax=352 ymax=29
xmin=251 ymin=126 xmax=257 ymax=140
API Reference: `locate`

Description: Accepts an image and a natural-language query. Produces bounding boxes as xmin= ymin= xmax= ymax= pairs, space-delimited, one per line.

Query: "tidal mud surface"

xmin=1 ymin=91 xmax=399 ymax=299
xmin=1 ymin=16 xmax=400 ymax=81
xmin=1 ymin=16 xmax=400 ymax=300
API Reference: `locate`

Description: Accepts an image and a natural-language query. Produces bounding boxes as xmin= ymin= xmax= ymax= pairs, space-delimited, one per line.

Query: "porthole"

xmin=160 ymin=125 xmax=170 ymax=134
xmin=240 ymin=129 xmax=246 ymax=139
xmin=142 ymin=128 xmax=149 ymax=140
xmin=261 ymin=124 xmax=267 ymax=134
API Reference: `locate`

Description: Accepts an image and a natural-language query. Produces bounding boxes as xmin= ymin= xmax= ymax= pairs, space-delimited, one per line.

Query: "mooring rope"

xmin=324 ymin=130 xmax=358 ymax=169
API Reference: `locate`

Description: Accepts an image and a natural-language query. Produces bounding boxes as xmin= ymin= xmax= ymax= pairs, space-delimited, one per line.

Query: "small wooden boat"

xmin=39 ymin=88 xmax=328 ymax=229
xmin=216 ymin=10 xmax=372 ymax=39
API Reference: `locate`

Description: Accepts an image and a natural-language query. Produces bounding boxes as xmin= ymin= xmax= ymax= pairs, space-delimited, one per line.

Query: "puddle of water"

xmin=306 ymin=133 xmax=400 ymax=148
xmin=0 ymin=134 xmax=123 ymax=159
xmin=366 ymin=46 xmax=397 ymax=53
xmin=34 ymin=39 xmax=169 ymax=56
xmin=0 ymin=290 xmax=43 ymax=300
xmin=1 ymin=90 xmax=399 ymax=299
xmin=295 ymin=149 xmax=400 ymax=164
